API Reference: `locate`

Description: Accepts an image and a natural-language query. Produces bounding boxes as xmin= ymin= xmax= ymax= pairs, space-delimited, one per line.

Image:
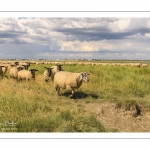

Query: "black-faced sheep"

xmin=9 ymin=66 xmax=24 ymax=79
xmin=51 ymin=64 xmax=63 ymax=80
xmin=43 ymin=67 xmax=54 ymax=82
xmin=18 ymin=69 xmax=38 ymax=81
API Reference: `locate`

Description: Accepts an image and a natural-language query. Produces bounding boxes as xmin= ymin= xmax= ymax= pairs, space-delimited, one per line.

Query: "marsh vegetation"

xmin=1 ymin=60 xmax=150 ymax=132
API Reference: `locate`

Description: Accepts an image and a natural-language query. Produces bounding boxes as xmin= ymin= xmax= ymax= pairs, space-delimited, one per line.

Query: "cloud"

xmin=0 ymin=18 xmax=150 ymax=60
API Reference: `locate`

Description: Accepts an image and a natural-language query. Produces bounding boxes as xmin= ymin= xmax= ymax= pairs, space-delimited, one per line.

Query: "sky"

xmin=1 ymin=17 xmax=150 ymax=60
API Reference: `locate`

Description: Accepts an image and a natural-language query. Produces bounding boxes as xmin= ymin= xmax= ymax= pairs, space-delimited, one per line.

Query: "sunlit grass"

xmin=1 ymin=62 xmax=150 ymax=132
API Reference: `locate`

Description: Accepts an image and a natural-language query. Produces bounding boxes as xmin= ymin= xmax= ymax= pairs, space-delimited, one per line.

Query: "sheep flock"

xmin=0 ymin=61 xmax=91 ymax=98
xmin=0 ymin=60 xmax=149 ymax=98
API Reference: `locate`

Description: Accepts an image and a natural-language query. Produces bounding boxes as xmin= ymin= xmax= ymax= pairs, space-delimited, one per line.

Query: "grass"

xmin=1 ymin=61 xmax=150 ymax=132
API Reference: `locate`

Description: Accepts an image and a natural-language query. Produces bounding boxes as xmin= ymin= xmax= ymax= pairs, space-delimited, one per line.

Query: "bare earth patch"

xmin=83 ymin=102 xmax=150 ymax=132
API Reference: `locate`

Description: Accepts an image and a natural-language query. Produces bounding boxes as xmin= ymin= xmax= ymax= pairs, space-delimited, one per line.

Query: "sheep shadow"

xmin=61 ymin=91 xmax=98 ymax=99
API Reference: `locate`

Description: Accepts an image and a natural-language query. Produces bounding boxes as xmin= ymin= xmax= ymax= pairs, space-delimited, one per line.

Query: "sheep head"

xmin=81 ymin=72 xmax=89 ymax=82
xmin=56 ymin=64 xmax=63 ymax=71
xmin=30 ymin=69 xmax=38 ymax=79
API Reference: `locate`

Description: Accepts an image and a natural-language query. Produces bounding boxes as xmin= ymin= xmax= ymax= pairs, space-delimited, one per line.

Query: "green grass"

xmin=1 ymin=61 xmax=150 ymax=132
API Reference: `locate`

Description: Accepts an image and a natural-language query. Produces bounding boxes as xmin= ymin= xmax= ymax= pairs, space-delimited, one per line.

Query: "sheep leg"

xmin=57 ymin=87 xmax=60 ymax=96
xmin=55 ymin=85 xmax=60 ymax=96
xmin=69 ymin=89 xmax=74 ymax=98
xmin=66 ymin=85 xmax=74 ymax=98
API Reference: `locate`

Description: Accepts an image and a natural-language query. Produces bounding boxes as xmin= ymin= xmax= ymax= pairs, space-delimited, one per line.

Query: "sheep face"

xmin=14 ymin=62 xmax=19 ymax=66
xmin=26 ymin=62 xmax=30 ymax=66
xmin=22 ymin=65 xmax=29 ymax=70
xmin=17 ymin=66 xmax=24 ymax=71
xmin=47 ymin=68 xmax=53 ymax=77
xmin=81 ymin=72 xmax=89 ymax=82
xmin=44 ymin=67 xmax=54 ymax=77
xmin=30 ymin=69 xmax=38 ymax=79
xmin=56 ymin=64 xmax=63 ymax=71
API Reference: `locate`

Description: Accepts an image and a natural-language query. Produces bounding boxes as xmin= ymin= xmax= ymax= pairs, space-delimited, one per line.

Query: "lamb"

xmin=18 ymin=69 xmax=38 ymax=81
xmin=9 ymin=66 xmax=24 ymax=79
xmin=43 ymin=67 xmax=54 ymax=82
xmin=54 ymin=71 xmax=89 ymax=98
xmin=51 ymin=64 xmax=63 ymax=80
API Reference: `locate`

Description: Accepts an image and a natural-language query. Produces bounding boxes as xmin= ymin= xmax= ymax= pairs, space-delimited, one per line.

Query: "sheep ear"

xmin=84 ymin=72 xmax=90 ymax=75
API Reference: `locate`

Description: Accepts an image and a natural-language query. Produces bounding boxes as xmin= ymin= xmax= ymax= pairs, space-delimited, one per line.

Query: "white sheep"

xmin=19 ymin=62 xmax=30 ymax=68
xmin=10 ymin=61 xmax=19 ymax=66
xmin=54 ymin=71 xmax=89 ymax=98
xmin=18 ymin=69 xmax=38 ymax=81
xmin=43 ymin=67 xmax=54 ymax=82
xmin=9 ymin=66 xmax=24 ymax=79
xmin=133 ymin=63 xmax=141 ymax=67
xmin=1 ymin=66 xmax=8 ymax=76
xmin=141 ymin=63 xmax=148 ymax=68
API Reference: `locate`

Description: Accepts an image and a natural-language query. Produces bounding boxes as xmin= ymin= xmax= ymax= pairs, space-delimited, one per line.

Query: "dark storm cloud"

xmin=133 ymin=27 xmax=150 ymax=35
xmin=0 ymin=32 xmax=22 ymax=38
xmin=55 ymin=27 xmax=150 ymax=41
xmin=55 ymin=27 xmax=136 ymax=41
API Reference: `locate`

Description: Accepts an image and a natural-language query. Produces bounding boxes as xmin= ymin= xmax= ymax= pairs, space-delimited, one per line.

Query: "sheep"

xmin=21 ymin=65 xmax=29 ymax=70
xmin=19 ymin=62 xmax=30 ymax=68
xmin=1 ymin=66 xmax=8 ymax=77
xmin=141 ymin=63 xmax=148 ymax=68
xmin=133 ymin=63 xmax=141 ymax=68
xmin=9 ymin=66 xmax=24 ymax=79
xmin=18 ymin=69 xmax=38 ymax=81
xmin=0 ymin=66 xmax=5 ymax=78
xmin=10 ymin=61 xmax=19 ymax=66
xmin=43 ymin=67 xmax=54 ymax=82
xmin=54 ymin=71 xmax=89 ymax=98
xmin=51 ymin=64 xmax=63 ymax=80
xmin=1 ymin=64 xmax=14 ymax=70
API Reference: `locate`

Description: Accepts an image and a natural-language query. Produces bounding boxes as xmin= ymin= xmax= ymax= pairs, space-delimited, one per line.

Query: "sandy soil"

xmin=83 ymin=102 xmax=150 ymax=132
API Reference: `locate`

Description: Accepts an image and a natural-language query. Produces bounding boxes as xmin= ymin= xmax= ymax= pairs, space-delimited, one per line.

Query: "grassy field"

xmin=1 ymin=61 xmax=150 ymax=132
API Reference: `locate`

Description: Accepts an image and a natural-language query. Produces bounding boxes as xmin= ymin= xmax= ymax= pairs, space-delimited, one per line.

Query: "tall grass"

xmin=0 ymin=71 xmax=109 ymax=132
xmin=1 ymin=62 xmax=150 ymax=132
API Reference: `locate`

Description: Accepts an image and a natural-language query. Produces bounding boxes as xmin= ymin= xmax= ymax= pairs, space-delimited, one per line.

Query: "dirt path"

xmin=82 ymin=102 xmax=150 ymax=132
